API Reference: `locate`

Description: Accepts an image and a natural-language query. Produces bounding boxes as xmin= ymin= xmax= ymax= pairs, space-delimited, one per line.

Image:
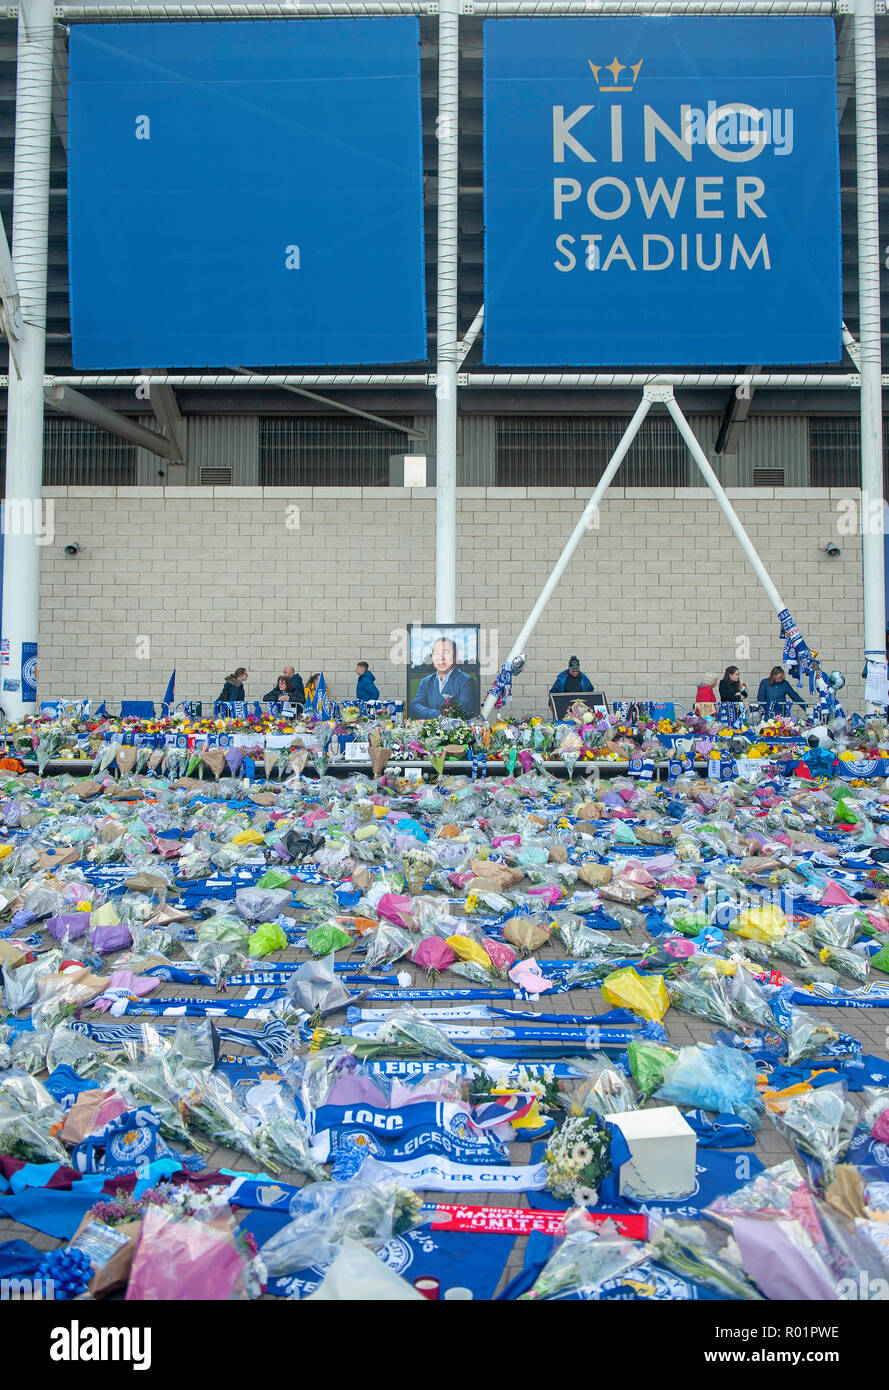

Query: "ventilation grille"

xmin=200 ymin=466 xmax=233 ymax=486
xmin=495 ymin=415 xmax=690 ymax=487
xmin=753 ymin=467 xmax=785 ymax=486
xmin=259 ymin=416 xmax=412 ymax=486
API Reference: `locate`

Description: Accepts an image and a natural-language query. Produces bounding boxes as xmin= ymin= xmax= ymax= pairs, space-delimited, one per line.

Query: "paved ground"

xmin=3 ymin=894 xmax=884 ymax=1299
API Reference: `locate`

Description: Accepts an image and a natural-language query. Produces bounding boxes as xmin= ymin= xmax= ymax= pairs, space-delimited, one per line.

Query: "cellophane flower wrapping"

xmin=261 ymin=1168 xmax=427 ymax=1278
xmin=125 ymin=1203 xmax=251 ymax=1300
xmin=771 ymin=1083 xmax=859 ymax=1181
xmin=363 ymin=922 xmax=414 ymax=970
xmin=654 ymin=1042 xmax=763 ymax=1130
xmin=520 ymin=1220 xmax=646 ymax=1300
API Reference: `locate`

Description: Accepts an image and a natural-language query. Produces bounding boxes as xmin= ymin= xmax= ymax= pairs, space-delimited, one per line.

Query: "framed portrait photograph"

xmin=407 ymin=624 xmax=481 ymax=719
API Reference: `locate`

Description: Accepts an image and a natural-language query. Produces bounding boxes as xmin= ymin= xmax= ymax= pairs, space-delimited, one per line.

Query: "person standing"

xmin=718 ymin=666 xmax=747 ymax=703
xmin=550 ymin=655 xmax=594 ymax=695
xmin=282 ymin=666 xmax=306 ymax=706
xmin=356 ymin=661 xmax=379 ymax=701
xmin=217 ymin=667 xmax=248 ymax=703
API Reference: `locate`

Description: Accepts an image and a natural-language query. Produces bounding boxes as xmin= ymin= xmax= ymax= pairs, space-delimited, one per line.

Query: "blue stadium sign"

xmin=483 ymin=17 xmax=842 ymax=366
xmin=68 ymin=20 xmax=426 ymax=368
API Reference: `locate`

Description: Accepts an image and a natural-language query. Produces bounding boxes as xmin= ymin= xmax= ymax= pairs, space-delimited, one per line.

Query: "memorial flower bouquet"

xmin=87 ymin=1188 xmax=171 ymax=1228
xmin=0 ymin=1101 xmax=68 ymax=1164
xmin=181 ymin=1073 xmax=272 ymax=1168
xmin=125 ymin=1188 xmax=265 ymax=1301
xmin=543 ymin=1114 xmax=613 ymax=1206
xmin=519 ymin=1221 xmax=647 ymax=1301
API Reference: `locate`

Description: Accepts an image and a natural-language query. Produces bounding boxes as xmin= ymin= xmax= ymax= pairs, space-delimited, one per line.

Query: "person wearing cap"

xmin=550 ymin=656 xmax=594 ymax=695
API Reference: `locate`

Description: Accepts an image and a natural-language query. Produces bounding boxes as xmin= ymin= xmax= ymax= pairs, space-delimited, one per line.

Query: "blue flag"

xmin=161 ymin=669 xmax=175 ymax=711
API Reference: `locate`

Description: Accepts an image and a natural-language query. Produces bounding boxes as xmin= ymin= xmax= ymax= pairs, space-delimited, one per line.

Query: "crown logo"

xmin=589 ymin=57 xmax=643 ymax=92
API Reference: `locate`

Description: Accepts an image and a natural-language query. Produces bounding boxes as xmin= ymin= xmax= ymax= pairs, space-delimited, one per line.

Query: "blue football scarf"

xmin=441 ymin=1042 xmax=615 ymax=1059
xmin=337 ymin=1155 xmax=546 ymax=1193
xmin=69 ymin=1019 xmax=181 ymax=1047
xmin=346 ymin=1006 xmax=638 ymax=1027
xmin=361 ymin=988 xmax=529 ymax=1002
xmin=787 ymin=982 xmax=889 ymax=1008
xmin=713 ymin=1027 xmax=862 ymax=1067
xmin=489 ymin=1007 xmax=639 ymax=1026
xmin=113 ymin=997 xmax=278 ymax=1019
xmin=353 ymin=1060 xmax=586 ymax=1081
xmin=308 ymin=1102 xmax=509 ymax=1171
xmin=346 ymin=1021 xmax=650 ymax=1049
xmin=681 ymin=1111 xmax=755 ymax=1148
xmin=267 ymin=1228 xmax=516 ymax=1302
xmin=525 ymin=1144 xmax=764 ymax=1220
xmin=214 ymin=1018 xmax=295 ymax=1062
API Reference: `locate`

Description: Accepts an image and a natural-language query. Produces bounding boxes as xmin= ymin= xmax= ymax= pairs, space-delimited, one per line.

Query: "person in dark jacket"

xmin=282 ymin=666 xmax=306 ymax=706
xmin=217 ymin=667 xmax=248 ymax=703
xmin=756 ymin=666 xmax=806 ymax=707
xmin=262 ymin=676 xmax=293 ymax=705
xmin=550 ymin=655 xmax=594 ymax=695
xmin=356 ymin=661 xmax=379 ymax=701
xmin=718 ymin=666 xmax=748 ymax=702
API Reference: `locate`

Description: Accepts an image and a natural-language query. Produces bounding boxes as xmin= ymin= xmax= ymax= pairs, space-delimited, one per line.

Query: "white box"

xmin=609 ymin=1106 xmax=697 ymax=1200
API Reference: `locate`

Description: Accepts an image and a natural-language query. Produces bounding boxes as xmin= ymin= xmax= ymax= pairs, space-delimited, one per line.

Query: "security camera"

xmin=63 ymin=543 xmax=81 ymax=556
xmin=824 ymin=542 xmax=841 ymax=558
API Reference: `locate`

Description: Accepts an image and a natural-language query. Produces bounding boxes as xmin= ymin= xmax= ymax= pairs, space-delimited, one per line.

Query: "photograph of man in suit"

xmin=410 ymin=636 xmax=477 ymax=718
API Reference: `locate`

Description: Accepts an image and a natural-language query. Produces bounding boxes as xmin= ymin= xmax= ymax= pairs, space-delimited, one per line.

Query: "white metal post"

xmin=435 ymin=0 xmax=459 ymax=623
xmin=2 ymin=0 xmax=54 ymax=721
xmin=854 ymin=0 xmax=886 ymax=704
xmin=481 ymin=395 xmax=653 ymax=719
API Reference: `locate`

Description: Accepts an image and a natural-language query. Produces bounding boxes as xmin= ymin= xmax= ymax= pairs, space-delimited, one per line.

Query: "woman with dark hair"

xmin=718 ymin=666 xmax=748 ymax=703
xmin=262 ymin=676 xmax=292 ymax=705
xmin=217 ymin=667 xmax=248 ymax=702
xmin=756 ymin=665 xmax=806 ymax=707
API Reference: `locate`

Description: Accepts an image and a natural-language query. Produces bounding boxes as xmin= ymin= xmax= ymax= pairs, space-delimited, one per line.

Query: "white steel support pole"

xmin=663 ymin=392 xmax=787 ymax=614
xmin=481 ymin=394 xmax=653 ymax=719
xmin=854 ymin=0 xmax=886 ymax=704
xmin=435 ymin=0 xmax=459 ymax=623
xmin=2 ymin=0 xmax=54 ymax=720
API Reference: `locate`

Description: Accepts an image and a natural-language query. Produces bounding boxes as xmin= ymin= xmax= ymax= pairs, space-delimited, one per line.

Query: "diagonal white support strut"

xmin=481 ymin=395 xmax=653 ymax=719
xmin=483 ymin=386 xmax=794 ymax=722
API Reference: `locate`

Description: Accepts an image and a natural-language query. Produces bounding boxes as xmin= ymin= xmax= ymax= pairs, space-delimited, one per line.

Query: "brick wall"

xmin=38 ymin=484 xmax=864 ymax=713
